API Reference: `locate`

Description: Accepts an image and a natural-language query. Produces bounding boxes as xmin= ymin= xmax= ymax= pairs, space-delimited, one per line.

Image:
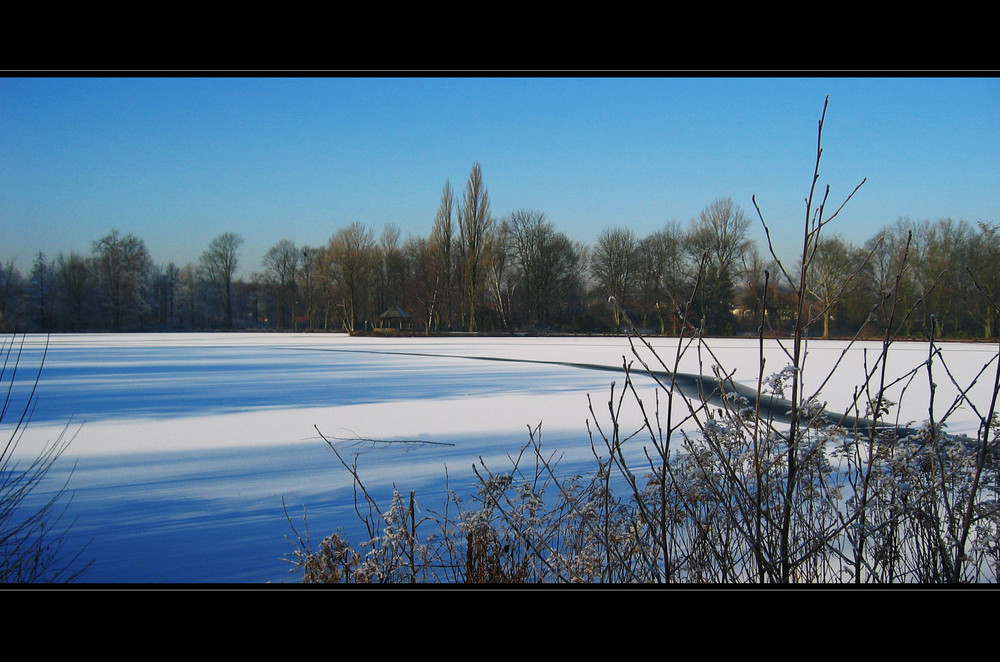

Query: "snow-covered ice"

xmin=4 ymin=332 xmax=996 ymax=583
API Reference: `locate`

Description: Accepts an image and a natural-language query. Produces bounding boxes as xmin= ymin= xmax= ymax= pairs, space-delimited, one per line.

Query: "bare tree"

xmin=92 ymin=228 xmax=151 ymax=331
xmin=199 ymin=232 xmax=243 ymax=328
xmin=635 ymin=224 xmax=689 ymax=334
xmin=484 ymin=225 xmax=513 ymax=331
xmin=0 ymin=260 xmax=24 ymax=332
xmin=965 ymin=221 xmax=1000 ymax=338
xmin=590 ymin=226 xmax=638 ymax=329
xmin=376 ymin=223 xmax=407 ymax=316
xmin=149 ymin=262 xmax=180 ymax=328
xmin=262 ymin=239 xmax=299 ymax=331
xmin=175 ymin=263 xmax=199 ymax=328
xmin=28 ymin=251 xmax=55 ymax=330
xmin=922 ymin=218 xmax=970 ymax=337
xmin=504 ymin=210 xmax=581 ymax=329
xmin=685 ymin=198 xmax=752 ymax=334
xmin=802 ymin=233 xmax=863 ymax=338
xmin=458 ymin=163 xmax=493 ymax=332
xmin=863 ymin=224 xmax=911 ymax=335
xmin=328 ymin=222 xmax=378 ymax=333
xmin=738 ymin=244 xmax=784 ymax=335
xmin=56 ymin=252 xmax=93 ymax=331
xmin=299 ymin=246 xmax=324 ymax=331
xmin=429 ymin=181 xmax=456 ymax=331
xmin=504 ymin=210 xmax=548 ymax=327
xmin=402 ymin=236 xmax=436 ymax=334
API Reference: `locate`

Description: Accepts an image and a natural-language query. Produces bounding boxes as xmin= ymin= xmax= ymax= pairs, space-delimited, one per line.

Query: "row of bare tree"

xmin=2 ymin=164 xmax=997 ymax=338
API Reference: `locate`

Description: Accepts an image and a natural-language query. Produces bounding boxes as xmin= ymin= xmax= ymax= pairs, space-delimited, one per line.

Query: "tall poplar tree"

xmin=430 ymin=181 xmax=455 ymax=331
xmin=458 ymin=163 xmax=493 ymax=332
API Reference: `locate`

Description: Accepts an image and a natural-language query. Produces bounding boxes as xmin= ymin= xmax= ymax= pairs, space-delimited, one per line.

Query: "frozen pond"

xmin=4 ymin=332 xmax=997 ymax=583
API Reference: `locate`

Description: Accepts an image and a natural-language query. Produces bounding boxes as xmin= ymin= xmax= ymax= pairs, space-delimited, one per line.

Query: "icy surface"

xmin=4 ymin=332 xmax=996 ymax=583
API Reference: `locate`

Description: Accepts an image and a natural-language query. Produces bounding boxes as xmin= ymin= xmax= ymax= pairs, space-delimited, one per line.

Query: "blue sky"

xmin=2 ymin=76 xmax=997 ymax=277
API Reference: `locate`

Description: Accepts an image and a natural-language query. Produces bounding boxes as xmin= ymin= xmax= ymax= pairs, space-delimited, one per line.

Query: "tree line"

xmin=2 ymin=163 xmax=997 ymax=339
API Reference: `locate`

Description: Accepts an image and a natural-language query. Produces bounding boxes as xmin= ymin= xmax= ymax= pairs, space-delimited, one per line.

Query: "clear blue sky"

xmin=2 ymin=76 xmax=997 ymax=277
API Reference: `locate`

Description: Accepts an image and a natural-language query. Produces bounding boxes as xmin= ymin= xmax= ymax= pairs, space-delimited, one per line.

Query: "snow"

xmin=4 ymin=332 xmax=997 ymax=583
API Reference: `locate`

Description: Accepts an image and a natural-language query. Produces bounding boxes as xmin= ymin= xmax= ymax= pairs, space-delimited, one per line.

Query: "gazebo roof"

xmin=378 ymin=306 xmax=410 ymax=320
